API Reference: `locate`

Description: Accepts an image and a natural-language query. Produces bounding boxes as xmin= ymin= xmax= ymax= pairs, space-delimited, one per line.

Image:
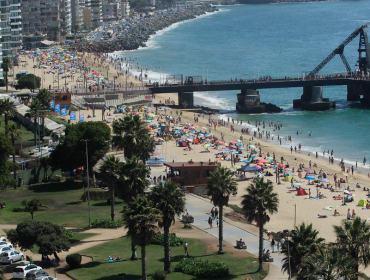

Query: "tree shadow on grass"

xmin=92 ymin=201 xmax=124 ymax=207
xmin=29 ymin=182 xmax=82 ymax=193
xmin=96 ymin=273 xmax=141 ymax=280
xmin=66 ymin=201 xmax=82 ymax=205
xmin=81 ymin=261 xmax=102 ymax=269
xmin=157 ymin=253 xmax=217 ymax=263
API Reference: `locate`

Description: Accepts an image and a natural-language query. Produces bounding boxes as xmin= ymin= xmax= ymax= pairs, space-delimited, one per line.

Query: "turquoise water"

xmin=117 ymin=0 xmax=370 ymax=167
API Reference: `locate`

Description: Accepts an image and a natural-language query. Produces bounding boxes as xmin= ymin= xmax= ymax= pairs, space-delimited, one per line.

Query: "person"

xmin=240 ymin=238 xmax=245 ymax=245
xmin=216 ymin=218 xmax=219 ymax=228
xmin=334 ymin=209 xmax=340 ymax=216
xmin=352 ymin=209 xmax=356 ymax=219
xmin=347 ymin=209 xmax=352 ymax=220
xmin=215 ymin=207 xmax=219 ymax=219
xmin=271 ymin=238 xmax=275 ymax=253
xmin=211 ymin=207 xmax=215 ymax=219
xmin=208 ymin=216 xmax=213 ymax=228
xmin=276 ymin=241 xmax=280 ymax=252
xmin=184 ymin=241 xmax=189 ymax=256
xmin=280 ymin=237 xmax=285 ymax=245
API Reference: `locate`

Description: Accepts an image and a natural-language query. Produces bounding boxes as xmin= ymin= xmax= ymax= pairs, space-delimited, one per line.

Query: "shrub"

xmin=65 ymin=177 xmax=74 ymax=183
xmin=81 ymin=190 xmax=110 ymax=201
xmin=61 ymin=227 xmax=73 ymax=238
xmin=151 ymin=233 xmax=184 ymax=247
xmin=49 ymin=176 xmax=61 ymax=182
xmin=91 ymin=218 xmax=123 ymax=228
xmin=174 ymin=258 xmax=229 ymax=279
xmin=151 ymin=270 xmax=167 ymax=280
xmin=66 ymin=253 xmax=81 ymax=269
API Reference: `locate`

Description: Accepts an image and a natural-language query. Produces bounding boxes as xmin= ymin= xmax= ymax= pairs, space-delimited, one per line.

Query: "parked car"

xmin=26 ymin=270 xmax=49 ymax=279
xmin=0 ymin=247 xmax=12 ymax=253
xmin=35 ymin=277 xmax=57 ymax=280
xmin=0 ymin=236 xmax=6 ymax=242
xmin=13 ymin=262 xmax=42 ymax=279
xmin=0 ymin=240 xmax=12 ymax=248
xmin=0 ymin=250 xmax=24 ymax=264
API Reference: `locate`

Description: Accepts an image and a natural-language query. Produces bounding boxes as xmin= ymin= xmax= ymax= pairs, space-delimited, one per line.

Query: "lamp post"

xmin=81 ymin=139 xmax=91 ymax=228
xmin=277 ymin=230 xmax=297 ymax=280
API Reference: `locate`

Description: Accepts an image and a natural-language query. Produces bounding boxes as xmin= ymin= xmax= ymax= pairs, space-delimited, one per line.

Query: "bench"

xmin=236 ymin=240 xmax=247 ymax=249
xmin=263 ymin=255 xmax=274 ymax=262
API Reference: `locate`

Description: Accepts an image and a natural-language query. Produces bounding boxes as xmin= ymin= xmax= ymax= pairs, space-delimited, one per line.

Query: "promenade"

xmin=185 ymin=193 xmax=286 ymax=280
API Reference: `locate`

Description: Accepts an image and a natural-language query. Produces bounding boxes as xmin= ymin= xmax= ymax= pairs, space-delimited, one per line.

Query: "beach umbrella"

xmin=230 ymin=141 xmax=238 ymax=144
xmin=320 ymin=178 xmax=329 ymax=183
xmin=249 ymin=145 xmax=255 ymax=148
xmin=233 ymin=165 xmax=241 ymax=169
xmin=258 ymin=159 xmax=268 ymax=164
xmin=203 ymin=144 xmax=211 ymax=147
xmin=278 ymin=164 xmax=286 ymax=167
xmin=202 ymin=127 xmax=208 ymax=129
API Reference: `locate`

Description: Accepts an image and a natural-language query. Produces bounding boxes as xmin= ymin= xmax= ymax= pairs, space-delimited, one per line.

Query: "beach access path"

xmin=185 ymin=193 xmax=286 ymax=280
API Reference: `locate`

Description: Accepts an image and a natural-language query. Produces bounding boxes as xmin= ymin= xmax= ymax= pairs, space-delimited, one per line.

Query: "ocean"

xmin=116 ymin=0 xmax=370 ymax=168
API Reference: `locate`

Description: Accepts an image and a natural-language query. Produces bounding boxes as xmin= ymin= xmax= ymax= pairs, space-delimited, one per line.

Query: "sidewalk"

xmin=185 ymin=194 xmax=287 ymax=280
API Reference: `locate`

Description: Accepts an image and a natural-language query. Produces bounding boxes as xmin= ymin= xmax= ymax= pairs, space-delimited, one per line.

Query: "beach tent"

xmin=358 ymin=199 xmax=368 ymax=207
xmin=284 ymin=175 xmax=293 ymax=182
xmin=237 ymin=165 xmax=259 ymax=173
xmin=297 ymin=187 xmax=308 ymax=196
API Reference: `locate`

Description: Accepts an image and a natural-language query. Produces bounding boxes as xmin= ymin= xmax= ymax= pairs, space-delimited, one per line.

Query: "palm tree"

xmin=206 ymin=166 xmax=237 ymax=254
xmin=0 ymin=98 xmax=15 ymax=138
xmin=150 ymin=181 xmax=185 ymax=273
xmin=36 ymin=88 xmax=51 ymax=137
xmin=297 ymin=244 xmax=370 ymax=280
xmin=116 ymin=156 xmax=150 ymax=260
xmin=72 ymin=24 xmax=79 ymax=39
xmin=1 ymin=57 xmax=12 ymax=92
xmin=7 ymin=123 xmax=20 ymax=182
xmin=333 ymin=216 xmax=370 ymax=278
xmin=241 ymin=178 xmax=279 ymax=271
xmin=281 ymin=223 xmax=325 ymax=277
xmin=123 ymin=196 xmax=161 ymax=280
xmin=113 ymin=114 xmax=152 ymax=160
xmin=99 ymin=155 xmax=121 ymax=221
xmin=50 ymin=26 xmax=60 ymax=41
xmin=26 ymin=99 xmax=40 ymax=145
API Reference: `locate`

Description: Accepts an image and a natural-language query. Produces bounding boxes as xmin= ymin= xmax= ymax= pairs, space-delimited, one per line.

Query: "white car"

xmin=13 ymin=262 xmax=42 ymax=279
xmin=0 ymin=247 xmax=12 ymax=253
xmin=36 ymin=277 xmax=57 ymax=280
xmin=0 ymin=240 xmax=12 ymax=248
xmin=1 ymin=250 xmax=24 ymax=264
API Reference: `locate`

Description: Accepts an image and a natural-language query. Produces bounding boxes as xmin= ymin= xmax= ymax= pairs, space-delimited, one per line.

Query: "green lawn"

xmin=68 ymin=236 xmax=267 ymax=280
xmin=0 ymin=115 xmax=34 ymax=142
xmin=0 ymin=181 xmax=124 ymax=227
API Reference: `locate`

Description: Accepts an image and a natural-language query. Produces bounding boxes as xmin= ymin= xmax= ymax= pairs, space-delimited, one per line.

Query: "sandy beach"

xmin=152 ymin=92 xmax=370 ymax=244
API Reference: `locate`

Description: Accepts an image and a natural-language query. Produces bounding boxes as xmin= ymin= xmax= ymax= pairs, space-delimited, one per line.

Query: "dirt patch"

xmin=225 ymin=211 xmax=249 ymax=223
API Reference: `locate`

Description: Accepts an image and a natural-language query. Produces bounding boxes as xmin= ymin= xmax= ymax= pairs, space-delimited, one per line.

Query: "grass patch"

xmin=0 ymin=181 xmax=124 ymax=227
xmin=48 ymin=116 xmax=68 ymax=126
xmin=68 ymin=236 xmax=267 ymax=280
xmin=228 ymin=204 xmax=246 ymax=215
xmin=0 ymin=116 xmax=35 ymax=142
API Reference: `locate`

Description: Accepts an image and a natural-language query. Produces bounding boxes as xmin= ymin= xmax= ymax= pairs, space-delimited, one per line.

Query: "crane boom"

xmin=308 ymin=23 xmax=370 ymax=77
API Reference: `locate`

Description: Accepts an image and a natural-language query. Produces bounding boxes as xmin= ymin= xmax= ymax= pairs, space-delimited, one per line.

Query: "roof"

xmin=164 ymin=161 xmax=219 ymax=168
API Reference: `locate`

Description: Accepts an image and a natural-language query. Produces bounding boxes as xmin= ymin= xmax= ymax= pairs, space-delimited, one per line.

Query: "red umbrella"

xmin=92 ymin=72 xmax=98 ymax=75
xmin=278 ymin=164 xmax=286 ymax=167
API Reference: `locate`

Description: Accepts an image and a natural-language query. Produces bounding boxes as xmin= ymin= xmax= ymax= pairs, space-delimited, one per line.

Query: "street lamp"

xmin=277 ymin=229 xmax=297 ymax=280
xmin=81 ymin=139 xmax=91 ymax=228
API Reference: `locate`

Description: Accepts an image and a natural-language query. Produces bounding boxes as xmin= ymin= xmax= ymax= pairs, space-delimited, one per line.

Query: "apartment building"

xmin=102 ymin=1 xmax=120 ymax=22
xmin=121 ymin=1 xmax=129 ymax=18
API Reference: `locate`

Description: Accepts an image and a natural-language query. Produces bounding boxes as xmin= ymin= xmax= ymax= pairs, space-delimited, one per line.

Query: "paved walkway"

xmin=185 ymin=194 xmax=287 ymax=280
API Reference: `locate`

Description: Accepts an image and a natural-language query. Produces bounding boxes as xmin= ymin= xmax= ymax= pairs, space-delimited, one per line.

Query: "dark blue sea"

xmin=116 ymin=0 xmax=370 ymax=167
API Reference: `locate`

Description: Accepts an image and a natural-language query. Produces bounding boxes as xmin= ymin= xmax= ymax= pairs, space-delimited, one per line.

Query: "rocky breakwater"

xmin=70 ymin=5 xmax=217 ymax=53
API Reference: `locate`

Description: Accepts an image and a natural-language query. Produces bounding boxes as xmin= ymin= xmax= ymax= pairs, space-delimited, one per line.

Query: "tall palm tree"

xmin=0 ymin=98 xmax=15 ymax=138
xmin=113 ymin=114 xmax=152 ymax=160
xmin=206 ymin=166 xmax=237 ymax=254
xmin=99 ymin=155 xmax=121 ymax=221
xmin=7 ymin=123 xmax=20 ymax=182
xmin=297 ymin=244 xmax=370 ymax=280
xmin=1 ymin=57 xmax=12 ymax=92
xmin=116 ymin=156 xmax=150 ymax=260
xmin=150 ymin=181 xmax=185 ymax=273
xmin=334 ymin=216 xmax=370 ymax=279
xmin=72 ymin=24 xmax=79 ymax=39
xmin=123 ymin=196 xmax=161 ymax=280
xmin=26 ymin=99 xmax=41 ymax=145
xmin=281 ymin=223 xmax=325 ymax=277
xmin=36 ymin=88 xmax=51 ymax=137
xmin=241 ymin=178 xmax=279 ymax=271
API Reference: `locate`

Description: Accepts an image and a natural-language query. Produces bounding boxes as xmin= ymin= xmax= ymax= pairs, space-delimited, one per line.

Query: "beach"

xmin=152 ymin=92 xmax=370 ymax=244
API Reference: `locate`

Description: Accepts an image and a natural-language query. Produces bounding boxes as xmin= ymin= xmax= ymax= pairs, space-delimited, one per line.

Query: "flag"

xmin=50 ymin=100 xmax=54 ymax=109
xmin=55 ymin=103 xmax=60 ymax=112
xmin=61 ymin=108 xmax=67 ymax=116
xmin=80 ymin=113 xmax=84 ymax=122
xmin=70 ymin=111 xmax=76 ymax=121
